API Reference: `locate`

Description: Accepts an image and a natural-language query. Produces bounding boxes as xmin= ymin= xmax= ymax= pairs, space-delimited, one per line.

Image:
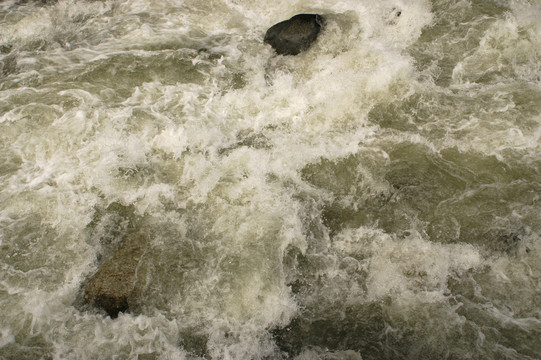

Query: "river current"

xmin=1 ymin=0 xmax=540 ymax=359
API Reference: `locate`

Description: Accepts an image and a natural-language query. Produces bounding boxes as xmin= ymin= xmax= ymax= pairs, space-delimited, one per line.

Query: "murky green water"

xmin=1 ymin=0 xmax=540 ymax=359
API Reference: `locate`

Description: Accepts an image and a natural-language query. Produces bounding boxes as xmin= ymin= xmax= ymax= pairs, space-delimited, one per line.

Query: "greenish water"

xmin=1 ymin=0 xmax=540 ymax=359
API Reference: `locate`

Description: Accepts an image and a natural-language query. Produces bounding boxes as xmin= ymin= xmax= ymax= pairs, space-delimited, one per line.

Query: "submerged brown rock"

xmin=264 ymin=14 xmax=325 ymax=55
xmin=84 ymin=232 xmax=148 ymax=318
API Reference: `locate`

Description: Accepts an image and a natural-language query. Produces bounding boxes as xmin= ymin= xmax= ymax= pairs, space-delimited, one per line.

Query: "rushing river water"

xmin=1 ymin=0 xmax=541 ymax=359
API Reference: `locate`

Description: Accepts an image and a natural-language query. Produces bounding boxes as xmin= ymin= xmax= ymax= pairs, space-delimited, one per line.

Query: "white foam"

xmin=1 ymin=0 xmax=540 ymax=358
xmin=333 ymin=227 xmax=483 ymax=302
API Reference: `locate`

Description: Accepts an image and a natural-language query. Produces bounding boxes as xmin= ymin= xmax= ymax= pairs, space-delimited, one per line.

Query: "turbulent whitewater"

xmin=1 ymin=0 xmax=540 ymax=359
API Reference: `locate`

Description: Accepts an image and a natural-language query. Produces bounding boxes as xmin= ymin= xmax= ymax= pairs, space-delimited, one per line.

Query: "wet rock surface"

xmin=84 ymin=231 xmax=148 ymax=318
xmin=264 ymin=14 xmax=324 ymax=55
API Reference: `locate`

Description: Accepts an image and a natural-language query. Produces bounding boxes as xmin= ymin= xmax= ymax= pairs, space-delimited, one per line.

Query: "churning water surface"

xmin=1 ymin=0 xmax=540 ymax=359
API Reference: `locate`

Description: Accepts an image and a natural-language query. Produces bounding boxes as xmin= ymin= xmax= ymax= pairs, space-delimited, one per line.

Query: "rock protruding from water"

xmin=264 ymin=14 xmax=324 ymax=55
xmin=84 ymin=232 xmax=148 ymax=318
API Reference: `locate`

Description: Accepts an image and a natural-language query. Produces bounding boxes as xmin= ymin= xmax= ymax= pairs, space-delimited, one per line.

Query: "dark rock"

xmin=264 ymin=14 xmax=325 ymax=55
xmin=84 ymin=232 xmax=148 ymax=318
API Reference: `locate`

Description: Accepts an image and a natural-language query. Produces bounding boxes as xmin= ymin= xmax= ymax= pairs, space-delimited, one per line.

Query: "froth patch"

xmin=0 ymin=327 xmax=15 ymax=348
xmin=452 ymin=14 xmax=541 ymax=85
xmin=333 ymin=227 xmax=483 ymax=302
xmin=0 ymin=0 xmax=114 ymax=52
